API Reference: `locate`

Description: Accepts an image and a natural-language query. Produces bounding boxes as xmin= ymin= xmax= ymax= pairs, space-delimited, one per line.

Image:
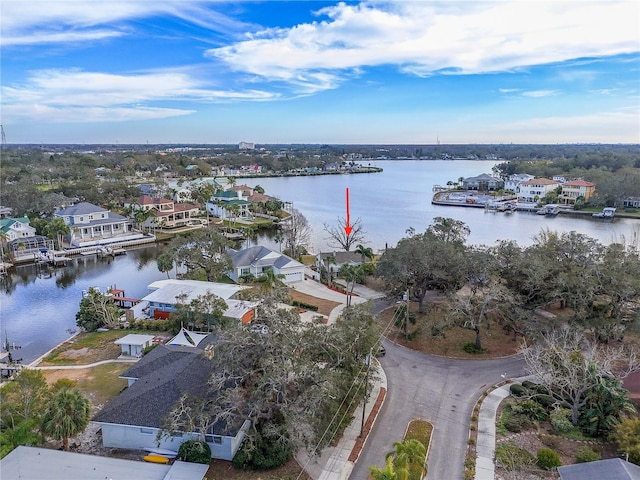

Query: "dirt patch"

xmin=57 ymin=347 xmax=90 ymax=359
xmin=289 ymin=289 xmax=342 ymax=317
xmin=205 ymin=458 xmax=312 ymax=480
xmin=379 ymin=302 xmax=522 ymax=359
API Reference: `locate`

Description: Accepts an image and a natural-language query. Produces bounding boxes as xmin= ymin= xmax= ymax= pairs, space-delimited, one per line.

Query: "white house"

xmin=55 ymin=202 xmax=138 ymax=247
xmin=0 ymin=216 xmax=36 ymax=241
xmin=229 ymin=245 xmax=306 ymax=284
xmin=516 ymin=178 xmax=560 ymax=203
xmin=503 ymin=173 xmax=535 ymax=193
xmin=92 ymin=340 xmax=250 ymax=461
xmin=141 ymin=279 xmax=257 ymax=324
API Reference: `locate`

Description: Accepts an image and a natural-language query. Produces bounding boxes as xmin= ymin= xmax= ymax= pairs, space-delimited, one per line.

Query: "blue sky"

xmin=1 ymin=1 xmax=639 ymax=144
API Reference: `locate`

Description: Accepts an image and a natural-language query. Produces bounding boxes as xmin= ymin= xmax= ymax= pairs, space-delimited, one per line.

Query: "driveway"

xmin=349 ymin=341 xmax=526 ymax=480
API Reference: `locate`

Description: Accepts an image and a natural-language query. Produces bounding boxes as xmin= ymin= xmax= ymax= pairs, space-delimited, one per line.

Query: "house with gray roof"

xmin=462 ymin=173 xmax=504 ymax=191
xmin=55 ymin=202 xmax=142 ymax=247
xmin=228 ymin=245 xmax=305 ymax=283
xmin=557 ymin=458 xmax=640 ymax=480
xmin=92 ymin=339 xmax=250 ymax=461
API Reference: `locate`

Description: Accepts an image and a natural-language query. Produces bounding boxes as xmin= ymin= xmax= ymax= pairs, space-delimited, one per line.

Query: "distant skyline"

xmin=1 ymin=1 xmax=639 ymax=145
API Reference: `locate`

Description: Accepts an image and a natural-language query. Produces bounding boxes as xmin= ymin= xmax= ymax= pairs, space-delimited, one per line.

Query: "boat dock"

xmin=110 ymin=288 xmax=142 ymax=308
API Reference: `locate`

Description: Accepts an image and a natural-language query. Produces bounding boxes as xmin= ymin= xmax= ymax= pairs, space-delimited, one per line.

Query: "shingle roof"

xmin=230 ymin=245 xmax=303 ymax=270
xmin=56 ymin=202 xmax=108 ymax=216
xmin=92 ymin=340 xmax=241 ymax=435
xmin=557 ymin=458 xmax=640 ymax=480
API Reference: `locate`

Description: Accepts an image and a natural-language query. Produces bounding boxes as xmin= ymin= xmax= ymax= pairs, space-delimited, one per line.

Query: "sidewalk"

xmin=297 ymin=362 xmax=388 ymax=480
xmin=475 ymin=384 xmax=511 ymax=480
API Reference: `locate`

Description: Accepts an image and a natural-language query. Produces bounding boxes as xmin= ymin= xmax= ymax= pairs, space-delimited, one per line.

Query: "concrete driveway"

xmin=349 ymin=341 xmax=526 ymax=480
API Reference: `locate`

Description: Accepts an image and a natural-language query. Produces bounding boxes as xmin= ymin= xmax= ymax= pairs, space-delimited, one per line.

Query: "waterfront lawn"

xmin=42 ymin=363 xmax=129 ymax=406
xmin=41 ymin=329 xmax=167 ymax=366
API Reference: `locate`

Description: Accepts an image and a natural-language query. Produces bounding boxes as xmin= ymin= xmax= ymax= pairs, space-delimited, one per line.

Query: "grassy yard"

xmin=42 ymin=362 xmax=129 ymax=406
xmin=40 ymin=330 xmax=169 ymax=366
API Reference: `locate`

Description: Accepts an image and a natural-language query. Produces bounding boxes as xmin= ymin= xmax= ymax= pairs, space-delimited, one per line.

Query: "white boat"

xmin=592 ymin=207 xmax=616 ymax=218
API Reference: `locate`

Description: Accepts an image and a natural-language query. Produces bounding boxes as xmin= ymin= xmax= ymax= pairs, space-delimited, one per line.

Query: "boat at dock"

xmin=537 ymin=204 xmax=561 ymax=216
xmin=592 ymin=207 xmax=616 ymax=219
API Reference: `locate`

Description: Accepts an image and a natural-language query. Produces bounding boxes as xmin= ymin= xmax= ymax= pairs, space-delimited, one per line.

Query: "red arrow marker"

xmin=344 ymin=188 xmax=353 ymax=236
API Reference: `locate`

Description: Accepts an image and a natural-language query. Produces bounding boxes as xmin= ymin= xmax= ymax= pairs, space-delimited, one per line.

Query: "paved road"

xmin=349 ymin=340 xmax=526 ymax=480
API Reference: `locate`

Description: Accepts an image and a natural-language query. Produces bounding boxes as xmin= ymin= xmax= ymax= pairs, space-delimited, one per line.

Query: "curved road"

xmin=350 ymin=336 xmax=526 ymax=480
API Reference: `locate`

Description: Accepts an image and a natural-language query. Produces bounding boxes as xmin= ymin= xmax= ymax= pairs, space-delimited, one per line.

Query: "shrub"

xmin=463 ymin=342 xmax=485 ymax=354
xmin=291 ymin=300 xmax=319 ymax=311
xmin=495 ymin=442 xmax=535 ymax=471
xmin=504 ymin=414 xmax=531 ymax=433
xmin=512 ymin=399 xmax=548 ymax=421
xmin=550 ymin=408 xmax=574 ymax=434
xmin=575 ymin=446 xmax=601 ymax=463
xmin=232 ymin=421 xmax=292 ymax=470
xmin=537 ymin=448 xmax=561 ymax=470
xmin=532 ymin=394 xmax=556 ymax=408
xmin=177 ymin=440 xmax=211 ymax=464
xmin=538 ymin=434 xmax=559 ymax=449
xmin=509 ymin=384 xmax=527 ymax=397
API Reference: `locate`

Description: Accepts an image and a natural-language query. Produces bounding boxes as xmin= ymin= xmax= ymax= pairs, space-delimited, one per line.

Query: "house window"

xmin=140 ymin=428 xmax=154 ymax=434
xmin=206 ymin=435 xmax=223 ymax=444
xmin=241 ymin=268 xmax=251 ymax=275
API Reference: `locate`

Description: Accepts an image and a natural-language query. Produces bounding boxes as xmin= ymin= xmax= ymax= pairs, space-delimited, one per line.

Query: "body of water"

xmin=2 ymin=160 xmax=638 ymax=363
xmin=245 ymin=160 xmax=640 ymax=253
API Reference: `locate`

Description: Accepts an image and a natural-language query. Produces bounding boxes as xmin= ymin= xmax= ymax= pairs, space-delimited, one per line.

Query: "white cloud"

xmin=0 ymin=0 xmax=249 ymax=46
xmin=521 ymin=90 xmax=558 ymax=98
xmin=207 ymin=1 xmax=640 ymax=93
xmin=1 ymin=69 xmax=277 ymax=123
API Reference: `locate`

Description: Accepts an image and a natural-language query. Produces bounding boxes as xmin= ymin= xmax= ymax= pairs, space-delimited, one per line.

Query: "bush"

xmin=509 ymin=384 xmax=527 ymax=397
xmin=550 ymin=408 xmax=574 ymax=434
xmin=537 ymin=448 xmax=561 ymax=470
xmin=504 ymin=414 xmax=531 ymax=433
xmin=463 ymin=342 xmax=486 ymax=354
xmin=532 ymin=394 xmax=555 ymax=408
xmin=177 ymin=440 xmax=211 ymax=464
xmin=291 ymin=300 xmax=319 ymax=311
xmin=538 ymin=434 xmax=559 ymax=449
xmin=511 ymin=399 xmax=548 ymax=421
xmin=575 ymin=446 xmax=601 ymax=463
xmin=232 ymin=421 xmax=292 ymax=470
xmin=495 ymin=442 xmax=535 ymax=471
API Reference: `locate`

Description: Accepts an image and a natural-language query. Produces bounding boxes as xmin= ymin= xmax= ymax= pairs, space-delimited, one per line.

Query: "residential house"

xmin=141 ymin=279 xmax=256 ymax=324
xmin=55 ymin=202 xmax=134 ymax=247
xmin=1 ymin=216 xmax=53 ymax=261
xmin=92 ymin=338 xmax=250 ymax=461
xmin=133 ymin=195 xmax=201 ymax=230
xmin=0 ymin=206 xmax=12 ymax=218
xmin=516 ymin=178 xmax=560 ymax=203
xmin=503 ymin=173 xmax=535 ymax=193
xmin=623 ymin=196 xmax=640 ymax=208
xmin=229 ymin=245 xmax=306 ymax=284
xmin=557 ymin=458 xmax=640 ymax=480
xmin=0 ymin=217 xmax=36 ymax=242
xmin=560 ymin=179 xmax=596 ymax=204
xmin=206 ymin=189 xmax=251 ymax=220
xmin=462 ymin=173 xmax=504 ymax=191
xmin=316 ymin=251 xmax=365 ymax=277
xmin=0 ymin=446 xmax=209 ymax=480
xmin=238 ymin=141 xmax=255 ymax=150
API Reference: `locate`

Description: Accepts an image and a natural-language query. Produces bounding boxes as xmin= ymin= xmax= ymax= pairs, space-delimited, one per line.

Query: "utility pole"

xmin=359 ymin=350 xmax=372 ymax=437
xmin=403 ymin=288 xmax=409 ymax=340
xmin=1 ymin=125 xmax=6 ymax=147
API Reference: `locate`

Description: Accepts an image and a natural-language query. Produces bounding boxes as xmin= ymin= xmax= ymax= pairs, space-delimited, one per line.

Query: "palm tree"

xmin=355 ymin=244 xmax=374 ymax=264
xmin=323 ymin=254 xmax=336 ymax=284
xmin=369 ymin=457 xmax=398 ymax=480
xmin=0 ymin=418 xmax=44 ymax=458
xmin=40 ymin=388 xmax=90 ymax=451
xmin=385 ymin=439 xmax=427 ymax=480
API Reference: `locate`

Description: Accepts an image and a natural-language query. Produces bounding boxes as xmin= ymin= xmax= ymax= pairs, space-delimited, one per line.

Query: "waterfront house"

xmin=0 ymin=216 xmax=36 ymax=241
xmin=462 ymin=173 xmax=504 ymax=191
xmin=623 ymin=196 xmax=640 ymax=208
xmin=92 ymin=339 xmax=250 ymax=461
xmin=228 ymin=245 xmax=306 ymax=284
xmin=141 ymin=279 xmax=256 ymax=324
xmin=503 ymin=173 xmax=535 ymax=193
xmin=0 ymin=446 xmax=209 ymax=480
xmin=206 ymin=189 xmax=251 ymax=220
xmin=516 ymin=178 xmax=560 ymax=203
xmin=133 ymin=195 xmax=201 ymax=230
xmin=560 ymin=179 xmax=596 ymax=204
xmin=1 ymin=217 xmax=55 ymax=262
xmin=55 ymin=202 xmax=135 ymax=247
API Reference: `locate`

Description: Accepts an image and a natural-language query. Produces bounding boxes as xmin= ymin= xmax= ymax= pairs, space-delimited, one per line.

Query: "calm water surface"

xmin=2 ymin=160 xmax=638 ymax=362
